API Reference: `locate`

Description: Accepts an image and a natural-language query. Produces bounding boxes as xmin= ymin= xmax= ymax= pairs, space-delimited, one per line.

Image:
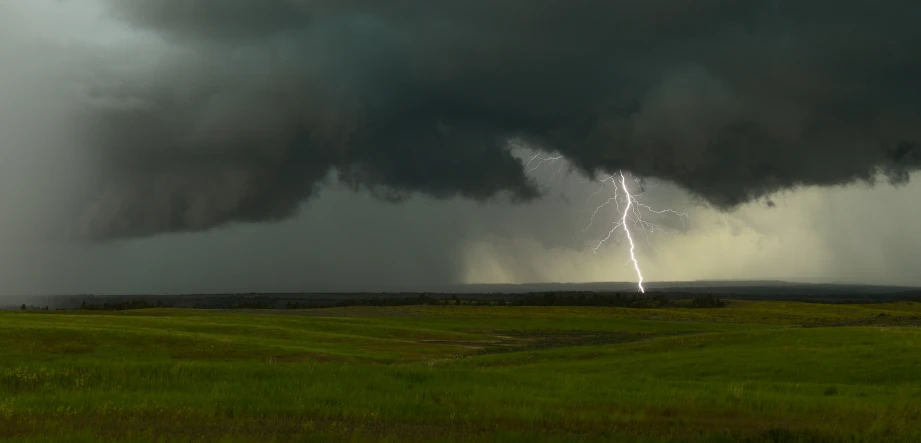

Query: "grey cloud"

xmin=71 ymin=0 xmax=921 ymax=239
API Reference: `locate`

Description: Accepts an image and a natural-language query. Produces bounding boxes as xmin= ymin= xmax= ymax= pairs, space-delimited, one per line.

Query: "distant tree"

xmin=691 ymin=294 xmax=726 ymax=308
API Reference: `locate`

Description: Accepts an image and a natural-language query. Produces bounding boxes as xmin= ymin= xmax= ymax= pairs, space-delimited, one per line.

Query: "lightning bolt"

xmin=587 ymin=171 xmax=689 ymax=293
xmin=525 ymin=150 xmax=566 ymax=190
xmin=618 ymin=172 xmax=644 ymax=293
xmin=515 ymin=145 xmax=688 ymax=293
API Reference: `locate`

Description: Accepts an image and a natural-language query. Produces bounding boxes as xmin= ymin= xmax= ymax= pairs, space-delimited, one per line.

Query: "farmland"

xmin=2 ymin=300 xmax=921 ymax=442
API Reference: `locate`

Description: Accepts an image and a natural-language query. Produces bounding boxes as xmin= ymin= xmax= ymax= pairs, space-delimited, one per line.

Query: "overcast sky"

xmin=1 ymin=0 xmax=919 ymax=295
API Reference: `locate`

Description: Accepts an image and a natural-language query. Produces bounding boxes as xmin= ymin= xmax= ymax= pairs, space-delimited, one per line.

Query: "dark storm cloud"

xmin=77 ymin=0 xmax=921 ymax=239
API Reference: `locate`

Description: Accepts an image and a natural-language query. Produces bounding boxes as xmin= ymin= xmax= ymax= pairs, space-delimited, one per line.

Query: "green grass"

xmin=2 ymin=301 xmax=921 ymax=442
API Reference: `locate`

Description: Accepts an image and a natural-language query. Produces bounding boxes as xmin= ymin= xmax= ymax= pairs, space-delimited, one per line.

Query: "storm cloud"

xmin=69 ymin=0 xmax=921 ymax=239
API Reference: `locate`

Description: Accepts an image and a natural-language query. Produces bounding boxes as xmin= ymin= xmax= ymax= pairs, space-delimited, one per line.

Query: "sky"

xmin=1 ymin=0 xmax=920 ymax=295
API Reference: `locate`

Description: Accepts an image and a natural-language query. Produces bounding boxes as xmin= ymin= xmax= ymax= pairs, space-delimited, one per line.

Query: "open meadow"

xmin=2 ymin=300 xmax=921 ymax=442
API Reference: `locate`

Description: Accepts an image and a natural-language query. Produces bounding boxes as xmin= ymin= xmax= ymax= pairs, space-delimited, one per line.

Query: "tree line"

xmin=78 ymin=300 xmax=170 ymax=310
xmin=68 ymin=293 xmax=727 ymax=311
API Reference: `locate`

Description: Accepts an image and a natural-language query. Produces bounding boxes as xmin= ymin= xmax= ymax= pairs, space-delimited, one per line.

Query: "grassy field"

xmin=2 ymin=300 xmax=921 ymax=442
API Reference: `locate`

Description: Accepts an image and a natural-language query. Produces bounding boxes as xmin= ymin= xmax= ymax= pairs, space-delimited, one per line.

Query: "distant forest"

xmin=9 ymin=287 xmax=918 ymax=312
xmin=67 ymin=292 xmax=727 ymax=311
xmin=5 ymin=284 xmax=919 ymax=312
